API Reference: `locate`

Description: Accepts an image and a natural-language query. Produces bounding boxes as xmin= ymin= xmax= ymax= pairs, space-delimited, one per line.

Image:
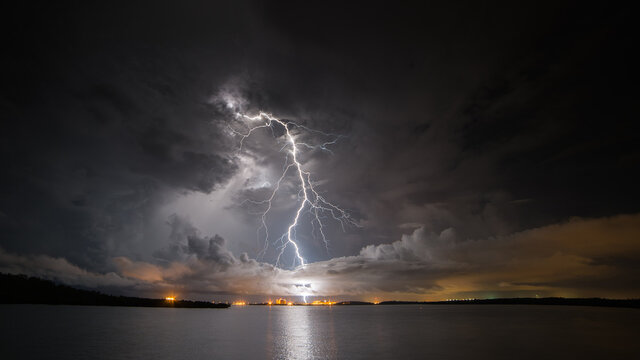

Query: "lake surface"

xmin=1 ymin=304 xmax=639 ymax=359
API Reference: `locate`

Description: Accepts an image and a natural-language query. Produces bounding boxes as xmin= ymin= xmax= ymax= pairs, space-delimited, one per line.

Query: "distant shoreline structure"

xmin=2 ymin=273 xmax=638 ymax=309
xmin=245 ymin=298 xmax=640 ymax=308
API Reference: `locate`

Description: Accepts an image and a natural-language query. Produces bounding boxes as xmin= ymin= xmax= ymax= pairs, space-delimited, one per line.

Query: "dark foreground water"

xmin=1 ymin=304 xmax=639 ymax=359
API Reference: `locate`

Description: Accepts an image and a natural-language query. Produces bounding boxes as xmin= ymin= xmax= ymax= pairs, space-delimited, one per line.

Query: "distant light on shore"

xmin=310 ymin=300 xmax=336 ymax=306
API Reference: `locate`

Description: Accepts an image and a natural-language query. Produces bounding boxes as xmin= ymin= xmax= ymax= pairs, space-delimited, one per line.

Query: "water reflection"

xmin=269 ymin=307 xmax=338 ymax=360
xmin=265 ymin=306 xmax=274 ymax=358
xmin=279 ymin=307 xmax=312 ymax=359
xmin=3 ymin=305 xmax=639 ymax=360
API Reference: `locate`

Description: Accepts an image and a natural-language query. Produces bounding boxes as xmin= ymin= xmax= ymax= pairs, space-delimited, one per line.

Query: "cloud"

xmin=3 ymin=213 xmax=639 ymax=300
xmin=1 ymin=1 xmax=637 ymax=300
xmin=300 ymin=213 xmax=640 ymax=299
xmin=0 ymin=247 xmax=134 ymax=289
xmin=0 ymin=34 xmax=240 ymax=268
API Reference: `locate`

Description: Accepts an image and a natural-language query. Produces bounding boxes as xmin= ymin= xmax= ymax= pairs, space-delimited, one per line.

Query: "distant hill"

xmin=379 ymin=298 xmax=640 ymax=308
xmin=0 ymin=273 xmax=229 ymax=308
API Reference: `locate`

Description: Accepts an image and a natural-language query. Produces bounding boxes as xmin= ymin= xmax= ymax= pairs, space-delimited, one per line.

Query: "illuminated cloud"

xmin=306 ymin=213 xmax=640 ymax=299
xmin=3 ymin=214 xmax=638 ymax=300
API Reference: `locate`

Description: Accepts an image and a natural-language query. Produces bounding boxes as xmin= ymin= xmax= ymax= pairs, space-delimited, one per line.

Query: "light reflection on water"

xmin=280 ymin=306 xmax=313 ymax=359
xmin=1 ymin=304 xmax=640 ymax=360
xmin=273 ymin=306 xmax=338 ymax=360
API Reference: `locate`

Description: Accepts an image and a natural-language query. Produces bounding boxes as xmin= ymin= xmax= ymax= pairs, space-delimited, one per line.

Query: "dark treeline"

xmin=380 ymin=298 xmax=640 ymax=308
xmin=0 ymin=273 xmax=229 ymax=308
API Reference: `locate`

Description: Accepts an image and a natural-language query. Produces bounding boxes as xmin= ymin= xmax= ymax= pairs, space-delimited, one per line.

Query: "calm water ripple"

xmin=1 ymin=304 xmax=639 ymax=359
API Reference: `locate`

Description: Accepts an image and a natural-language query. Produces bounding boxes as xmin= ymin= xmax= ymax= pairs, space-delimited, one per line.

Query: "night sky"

xmin=1 ymin=1 xmax=638 ymax=301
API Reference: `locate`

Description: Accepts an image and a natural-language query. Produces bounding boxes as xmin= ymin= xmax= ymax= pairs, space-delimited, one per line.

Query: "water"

xmin=1 ymin=304 xmax=639 ymax=359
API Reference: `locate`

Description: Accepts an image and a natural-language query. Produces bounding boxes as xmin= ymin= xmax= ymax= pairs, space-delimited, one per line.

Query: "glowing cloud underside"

xmin=229 ymin=111 xmax=357 ymax=269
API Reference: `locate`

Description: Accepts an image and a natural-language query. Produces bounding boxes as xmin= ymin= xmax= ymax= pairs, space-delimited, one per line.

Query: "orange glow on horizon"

xmin=232 ymin=301 xmax=247 ymax=306
xmin=165 ymin=297 xmax=175 ymax=301
xmin=310 ymin=299 xmax=337 ymax=305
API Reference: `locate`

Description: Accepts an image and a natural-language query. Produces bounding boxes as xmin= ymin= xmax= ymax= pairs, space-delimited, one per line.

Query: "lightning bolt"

xmin=229 ymin=111 xmax=357 ymax=270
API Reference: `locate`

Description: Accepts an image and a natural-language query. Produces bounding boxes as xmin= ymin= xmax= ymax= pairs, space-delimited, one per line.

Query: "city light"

xmin=310 ymin=300 xmax=337 ymax=306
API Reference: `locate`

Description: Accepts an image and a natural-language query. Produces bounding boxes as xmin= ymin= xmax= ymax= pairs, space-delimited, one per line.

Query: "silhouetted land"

xmin=336 ymin=301 xmax=374 ymax=305
xmin=379 ymin=298 xmax=640 ymax=308
xmin=0 ymin=273 xmax=229 ymax=308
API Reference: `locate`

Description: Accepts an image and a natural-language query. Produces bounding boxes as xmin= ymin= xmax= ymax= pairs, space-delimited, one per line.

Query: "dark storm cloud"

xmin=212 ymin=1 xmax=638 ymax=258
xmin=1 ymin=1 xmax=246 ymax=268
xmin=1 ymin=1 xmax=638 ymax=299
xmin=157 ymin=227 xmax=237 ymax=268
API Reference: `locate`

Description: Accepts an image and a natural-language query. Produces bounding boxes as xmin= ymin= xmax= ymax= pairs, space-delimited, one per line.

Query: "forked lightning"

xmin=230 ymin=111 xmax=356 ymax=269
